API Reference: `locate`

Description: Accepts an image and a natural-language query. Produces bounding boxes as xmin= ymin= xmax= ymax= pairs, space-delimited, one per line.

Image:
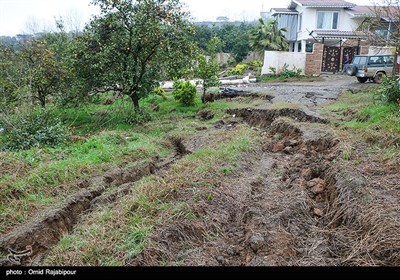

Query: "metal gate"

xmin=322 ymin=46 xmax=341 ymax=73
xmin=342 ymin=47 xmax=359 ymax=66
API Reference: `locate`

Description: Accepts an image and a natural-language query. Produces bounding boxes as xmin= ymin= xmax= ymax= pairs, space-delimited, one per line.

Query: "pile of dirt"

xmin=228 ymin=108 xmax=328 ymax=128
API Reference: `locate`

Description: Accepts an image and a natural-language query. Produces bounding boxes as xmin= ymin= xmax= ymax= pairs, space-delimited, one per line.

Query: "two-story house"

xmin=266 ymin=0 xmax=399 ymax=73
xmin=268 ymin=0 xmax=370 ymax=72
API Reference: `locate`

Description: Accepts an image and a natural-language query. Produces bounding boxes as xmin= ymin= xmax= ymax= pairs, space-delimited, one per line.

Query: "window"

xmin=353 ymin=56 xmax=367 ymax=65
xmin=387 ymin=56 xmax=394 ymax=65
xmin=306 ymin=41 xmax=313 ymax=53
xmin=317 ymin=11 xmax=339 ymax=29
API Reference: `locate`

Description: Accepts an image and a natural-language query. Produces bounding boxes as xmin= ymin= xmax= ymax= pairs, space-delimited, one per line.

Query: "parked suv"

xmin=345 ymin=54 xmax=395 ymax=84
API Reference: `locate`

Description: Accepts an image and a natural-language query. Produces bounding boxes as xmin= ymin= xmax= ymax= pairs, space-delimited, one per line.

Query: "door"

xmin=342 ymin=47 xmax=359 ymax=66
xmin=322 ymin=46 xmax=340 ymax=73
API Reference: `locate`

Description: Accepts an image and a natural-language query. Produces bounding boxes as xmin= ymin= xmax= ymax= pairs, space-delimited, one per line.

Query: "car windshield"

xmin=353 ymin=56 xmax=368 ymax=65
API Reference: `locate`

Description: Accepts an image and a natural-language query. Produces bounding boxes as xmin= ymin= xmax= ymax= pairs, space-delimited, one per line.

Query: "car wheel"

xmin=374 ymin=72 xmax=386 ymax=84
xmin=345 ymin=65 xmax=357 ymax=76
xmin=357 ymin=77 xmax=368 ymax=83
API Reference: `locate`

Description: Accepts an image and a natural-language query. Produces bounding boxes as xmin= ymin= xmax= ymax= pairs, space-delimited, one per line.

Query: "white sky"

xmin=0 ymin=0 xmax=375 ymax=36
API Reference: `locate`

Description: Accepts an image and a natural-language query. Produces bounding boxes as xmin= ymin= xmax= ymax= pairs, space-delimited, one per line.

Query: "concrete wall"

xmin=215 ymin=53 xmax=232 ymax=66
xmin=261 ymin=51 xmax=306 ymax=75
xmin=368 ymin=46 xmax=396 ymax=55
xmin=298 ymin=6 xmax=314 ymax=41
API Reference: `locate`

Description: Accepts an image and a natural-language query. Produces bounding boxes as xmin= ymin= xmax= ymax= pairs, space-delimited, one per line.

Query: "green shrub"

xmin=125 ymin=109 xmax=152 ymax=125
xmin=377 ymin=77 xmax=400 ymax=104
xmin=281 ymin=63 xmax=302 ymax=78
xmin=152 ymin=86 xmax=167 ymax=100
xmin=172 ymin=80 xmax=197 ymax=106
xmin=228 ymin=63 xmax=248 ymax=75
xmin=251 ymin=60 xmax=263 ymax=69
xmin=0 ymin=109 xmax=69 ymax=150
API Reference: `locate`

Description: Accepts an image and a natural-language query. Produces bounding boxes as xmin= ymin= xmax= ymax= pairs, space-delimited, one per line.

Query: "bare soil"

xmin=130 ymin=75 xmax=400 ymax=266
xmin=1 ymin=75 xmax=399 ymax=266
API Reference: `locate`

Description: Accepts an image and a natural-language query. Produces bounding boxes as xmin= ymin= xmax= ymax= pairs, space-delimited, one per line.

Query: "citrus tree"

xmin=78 ymin=0 xmax=196 ymax=113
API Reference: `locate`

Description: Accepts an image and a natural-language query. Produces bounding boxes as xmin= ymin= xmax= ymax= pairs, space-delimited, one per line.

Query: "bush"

xmin=124 ymin=109 xmax=152 ymax=125
xmin=377 ymin=77 xmax=400 ymax=104
xmin=0 ymin=109 xmax=69 ymax=150
xmin=281 ymin=63 xmax=302 ymax=78
xmin=172 ymin=80 xmax=197 ymax=106
xmin=228 ymin=63 xmax=248 ymax=75
xmin=152 ymin=86 xmax=167 ymax=100
xmin=250 ymin=60 xmax=263 ymax=70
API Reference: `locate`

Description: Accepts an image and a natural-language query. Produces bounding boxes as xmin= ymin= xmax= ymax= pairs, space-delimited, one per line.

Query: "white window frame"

xmin=316 ymin=11 xmax=340 ymax=30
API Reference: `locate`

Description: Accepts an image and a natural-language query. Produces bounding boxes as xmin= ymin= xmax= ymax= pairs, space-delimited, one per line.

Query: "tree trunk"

xmin=130 ymin=92 xmax=140 ymax=113
xmin=38 ymin=92 xmax=46 ymax=108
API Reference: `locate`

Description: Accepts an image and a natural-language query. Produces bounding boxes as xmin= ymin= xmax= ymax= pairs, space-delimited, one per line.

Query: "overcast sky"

xmin=0 ymin=0 xmax=375 ymax=36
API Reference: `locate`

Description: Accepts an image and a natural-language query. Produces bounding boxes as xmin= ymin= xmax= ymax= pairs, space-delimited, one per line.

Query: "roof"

xmin=347 ymin=5 xmax=375 ymax=17
xmin=271 ymin=8 xmax=299 ymax=16
xmin=311 ymin=30 xmax=368 ymax=39
xmin=347 ymin=5 xmax=398 ymax=22
xmin=289 ymin=0 xmax=356 ymax=9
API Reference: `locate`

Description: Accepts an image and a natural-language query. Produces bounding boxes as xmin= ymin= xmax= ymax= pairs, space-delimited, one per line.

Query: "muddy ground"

xmin=1 ymin=75 xmax=399 ymax=266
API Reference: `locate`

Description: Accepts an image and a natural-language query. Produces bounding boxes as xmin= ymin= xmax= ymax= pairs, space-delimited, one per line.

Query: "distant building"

xmin=16 ymin=34 xmax=33 ymax=42
xmin=216 ymin=16 xmax=229 ymax=22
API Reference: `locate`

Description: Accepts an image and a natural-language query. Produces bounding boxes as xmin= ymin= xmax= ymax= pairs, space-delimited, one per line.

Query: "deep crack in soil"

xmin=129 ymin=107 xmax=400 ymax=266
xmin=0 ymin=137 xmax=193 ymax=266
xmin=2 ymin=77 xmax=399 ymax=266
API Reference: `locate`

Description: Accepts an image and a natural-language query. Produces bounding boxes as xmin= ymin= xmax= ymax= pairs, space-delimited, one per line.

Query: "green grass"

xmin=0 ymin=90 xmax=256 ymax=234
xmin=323 ymin=89 xmax=400 ymax=161
xmin=43 ymin=125 xmax=259 ymax=266
xmin=257 ymin=74 xmax=322 ymax=83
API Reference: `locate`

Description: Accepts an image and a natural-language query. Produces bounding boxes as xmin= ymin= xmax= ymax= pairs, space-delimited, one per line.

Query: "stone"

xmin=313 ymin=208 xmax=324 ymax=217
xmin=249 ymin=233 xmax=265 ymax=252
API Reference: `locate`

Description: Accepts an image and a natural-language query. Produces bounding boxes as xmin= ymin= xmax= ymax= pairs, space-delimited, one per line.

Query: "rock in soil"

xmin=248 ymin=233 xmax=265 ymax=252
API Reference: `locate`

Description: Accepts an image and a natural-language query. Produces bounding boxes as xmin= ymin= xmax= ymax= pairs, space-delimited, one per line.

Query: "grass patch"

xmin=0 ymin=89 xmax=260 ymax=234
xmin=43 ymin=126 xmax=259 ymax=265
xmin=323 ymin=89 xmax=400 ymax=162
xmin=257 ymin=75 xmax=323 ymax=83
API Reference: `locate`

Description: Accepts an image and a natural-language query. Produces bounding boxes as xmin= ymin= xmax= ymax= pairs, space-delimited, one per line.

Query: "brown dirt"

xmin=128 ymin=107 xmax=400 ymax=266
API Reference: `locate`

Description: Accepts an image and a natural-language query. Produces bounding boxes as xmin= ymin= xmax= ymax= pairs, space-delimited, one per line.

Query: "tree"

xmin=250 ymin=18 xmax=288 ymax=54
xmin=215 ymin=23 xmax=253 ymax=62
xmin=0 ymin=44 xmax=24 ymax=109
xmin=197 ymin=37 xmax=221 ymax=95
xmin=40 ymin=20 xmax=88 ymax=107
xmin=361 ymin=1 xmax=400 ymax=74
xmin=78 ymin=0 xmax=196 ymax=113
xmin=19 ymin=39 xmax=66 ymax=107
xmin=192 ymin=23 xmax=254 ymax=63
